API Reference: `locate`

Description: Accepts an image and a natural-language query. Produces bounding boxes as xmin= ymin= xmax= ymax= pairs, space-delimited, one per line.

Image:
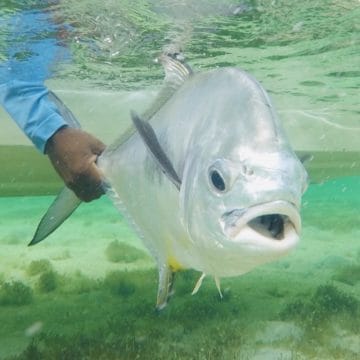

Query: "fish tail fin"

xmin=29 ymin=187 xmax=81 ymax=246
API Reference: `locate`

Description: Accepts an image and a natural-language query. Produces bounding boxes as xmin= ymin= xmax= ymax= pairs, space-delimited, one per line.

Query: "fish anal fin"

xmin=156 ymin=264 xmax=176 ymax=311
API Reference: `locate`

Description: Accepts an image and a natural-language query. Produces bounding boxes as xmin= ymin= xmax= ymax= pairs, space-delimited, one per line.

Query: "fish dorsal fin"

xmin=105 ymin=53 xmax=193 ymax=154
xmin=131 ymin=111 xmax=182 ymax=190
xmin=141 ymin=53 xmax=194 ymax=121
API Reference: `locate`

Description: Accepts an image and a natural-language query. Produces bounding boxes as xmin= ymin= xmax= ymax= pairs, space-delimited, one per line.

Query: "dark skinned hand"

xmin=45 ymin=126 xmax=106 ymax=202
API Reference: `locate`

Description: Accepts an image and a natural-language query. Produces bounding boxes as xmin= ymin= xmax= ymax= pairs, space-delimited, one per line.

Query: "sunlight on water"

xmin=0 ymin=1 xmax=359 ymax=359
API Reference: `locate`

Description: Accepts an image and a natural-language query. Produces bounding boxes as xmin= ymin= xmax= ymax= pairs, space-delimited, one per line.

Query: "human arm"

xmin=0 ymin=81 xmax=106 ymax=201
xmin=0 ymin=7 xmax=106 ymax=202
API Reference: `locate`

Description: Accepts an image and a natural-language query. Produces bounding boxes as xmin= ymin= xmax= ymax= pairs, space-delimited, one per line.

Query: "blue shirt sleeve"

xmin=0 ymin=80 xmax=68 ymax=152
xmin=0 ymin=4 xmax=72 ymax=153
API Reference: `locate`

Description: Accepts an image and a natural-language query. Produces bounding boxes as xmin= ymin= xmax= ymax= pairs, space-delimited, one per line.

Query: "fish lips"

xmin=220 ymin=200 xmax=301 ymax=250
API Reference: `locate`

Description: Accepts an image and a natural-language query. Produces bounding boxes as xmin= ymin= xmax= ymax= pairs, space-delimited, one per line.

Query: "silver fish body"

xmin=30 ymin=57 xmax=308 ymax=308
xmin=98 ymin=65 xmax=308 ymax=282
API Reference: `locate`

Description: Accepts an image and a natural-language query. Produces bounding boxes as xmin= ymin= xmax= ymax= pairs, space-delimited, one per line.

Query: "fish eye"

xmin=209 ymin=169 xmax=226 ymax=192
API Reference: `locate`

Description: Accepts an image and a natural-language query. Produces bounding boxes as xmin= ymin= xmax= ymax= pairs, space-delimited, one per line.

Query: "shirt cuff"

xmin=0 ymin=80 xmax=68 ymax=153
xmin=31 ymin=112 xmax=68 ymax=153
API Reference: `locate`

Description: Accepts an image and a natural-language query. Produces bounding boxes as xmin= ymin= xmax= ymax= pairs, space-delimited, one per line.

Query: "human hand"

xmin=45 ymin=126 xmax=106 ymax=202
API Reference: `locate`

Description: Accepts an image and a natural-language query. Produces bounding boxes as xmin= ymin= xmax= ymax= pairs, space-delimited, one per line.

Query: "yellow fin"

xmin=168 ymin=255 xmax=183 ymax=271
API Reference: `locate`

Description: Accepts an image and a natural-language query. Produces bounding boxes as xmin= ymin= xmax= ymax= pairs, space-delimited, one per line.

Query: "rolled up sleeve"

xmin=0 ymin=80 xmax=67 ymax=153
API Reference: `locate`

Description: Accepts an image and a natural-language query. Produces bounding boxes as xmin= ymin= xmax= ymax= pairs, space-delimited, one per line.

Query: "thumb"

xmin=89 ymin=135 xmax=106 ymax=156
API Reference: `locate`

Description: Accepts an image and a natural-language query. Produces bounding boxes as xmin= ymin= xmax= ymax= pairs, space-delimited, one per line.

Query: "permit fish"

xmin=30 ymin=54 xmax=308 ymax=309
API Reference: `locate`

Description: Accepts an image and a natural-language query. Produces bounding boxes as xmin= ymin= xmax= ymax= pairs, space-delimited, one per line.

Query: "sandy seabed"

xmin=0 ymin=178 xmax=359 ymax=360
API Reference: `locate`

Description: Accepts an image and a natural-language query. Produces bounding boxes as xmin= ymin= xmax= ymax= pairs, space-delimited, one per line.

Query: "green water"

xmin=1 ymin=0 xmax=360 ymax=359
xmin=0 ymin=178 xmax=359 ymax=359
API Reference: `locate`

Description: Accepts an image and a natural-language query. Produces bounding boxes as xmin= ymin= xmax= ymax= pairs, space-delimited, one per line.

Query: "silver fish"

xmin=31 ymin=55 xmax=308 ymax=309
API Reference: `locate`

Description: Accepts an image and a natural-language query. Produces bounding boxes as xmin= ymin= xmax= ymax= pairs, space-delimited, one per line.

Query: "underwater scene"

xmin=0 ymin=1 xmax=359 ymax=359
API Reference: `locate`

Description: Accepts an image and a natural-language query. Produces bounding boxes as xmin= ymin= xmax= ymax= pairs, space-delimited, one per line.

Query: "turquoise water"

xmin=0 ymin=178 xmax=359 ymax=359
xmin=1 ymin=1 xmax=360 ymax=359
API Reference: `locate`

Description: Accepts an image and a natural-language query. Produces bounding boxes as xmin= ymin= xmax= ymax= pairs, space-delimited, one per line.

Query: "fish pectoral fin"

xmin=131 ymin=111 xmax=182 ymax=190
xmin=156 ymin=264 xmax=176 ymax=311
xmin=29 ymin=187 xmax=81 ymax=246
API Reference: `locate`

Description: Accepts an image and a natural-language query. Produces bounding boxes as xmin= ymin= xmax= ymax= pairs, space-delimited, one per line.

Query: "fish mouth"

xmin=221 ymin=201 xmax=301 ymax=245
xmin=247 ymin=214 xmax=292 ymax=240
